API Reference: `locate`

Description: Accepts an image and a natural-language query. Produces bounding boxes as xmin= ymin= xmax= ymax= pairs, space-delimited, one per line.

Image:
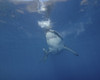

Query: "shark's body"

xmin=45 ymin=29 xmax=64 ymax=54
xmin=43 ymin=29 xmax=79 ymax=60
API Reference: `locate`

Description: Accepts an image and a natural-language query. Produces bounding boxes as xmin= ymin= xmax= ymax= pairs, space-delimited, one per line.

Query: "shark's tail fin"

xmin=64 ymin=46 xmax=79 ymax=56
xmin=42 ymin=48 xmax=49 ymax=61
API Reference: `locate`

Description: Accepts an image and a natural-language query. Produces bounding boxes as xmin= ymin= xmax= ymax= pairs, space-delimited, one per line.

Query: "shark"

xmin=43 ymin=29 xmax=79 ymax=60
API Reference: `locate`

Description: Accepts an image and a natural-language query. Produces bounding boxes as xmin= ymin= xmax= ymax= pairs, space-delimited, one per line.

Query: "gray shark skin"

xmin=42 ymin=29 xmax=79 ymax=61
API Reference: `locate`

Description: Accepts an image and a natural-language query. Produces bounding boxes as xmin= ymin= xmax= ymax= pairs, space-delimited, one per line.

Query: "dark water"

xmin=0 ymin=0 xmax=100 ymax=80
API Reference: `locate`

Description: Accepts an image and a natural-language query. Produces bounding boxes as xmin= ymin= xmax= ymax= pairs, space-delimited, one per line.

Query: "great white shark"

xmin=43 ymin=29 xmax=79 ymax=60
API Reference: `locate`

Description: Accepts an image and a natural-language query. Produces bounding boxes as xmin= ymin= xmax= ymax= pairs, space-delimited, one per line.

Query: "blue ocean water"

xmin=0 ymin=0 xmax=100 ymax=80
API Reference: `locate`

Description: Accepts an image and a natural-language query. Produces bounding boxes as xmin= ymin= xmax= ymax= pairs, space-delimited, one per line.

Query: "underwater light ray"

xmin=38 ymin=0 xmax=53 ymax=29
xmin=8 ymin=0 xmax=68 ymax=13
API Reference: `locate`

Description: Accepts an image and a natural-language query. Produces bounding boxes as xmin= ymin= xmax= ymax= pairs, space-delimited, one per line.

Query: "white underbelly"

xmin=47 ymin=38 xmax=61 ymax=46
xmin=46 ymin=31 xmax=64 ymax=52
xmin=47 ymin=37 xmax=64 ymax=51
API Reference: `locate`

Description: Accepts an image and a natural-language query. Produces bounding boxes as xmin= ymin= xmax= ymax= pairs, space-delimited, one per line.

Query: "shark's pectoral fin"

xmin=64 ymin=46 xmax=79 ymax=56
xmin=42 ymin=48 xmax=49 ymax=61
